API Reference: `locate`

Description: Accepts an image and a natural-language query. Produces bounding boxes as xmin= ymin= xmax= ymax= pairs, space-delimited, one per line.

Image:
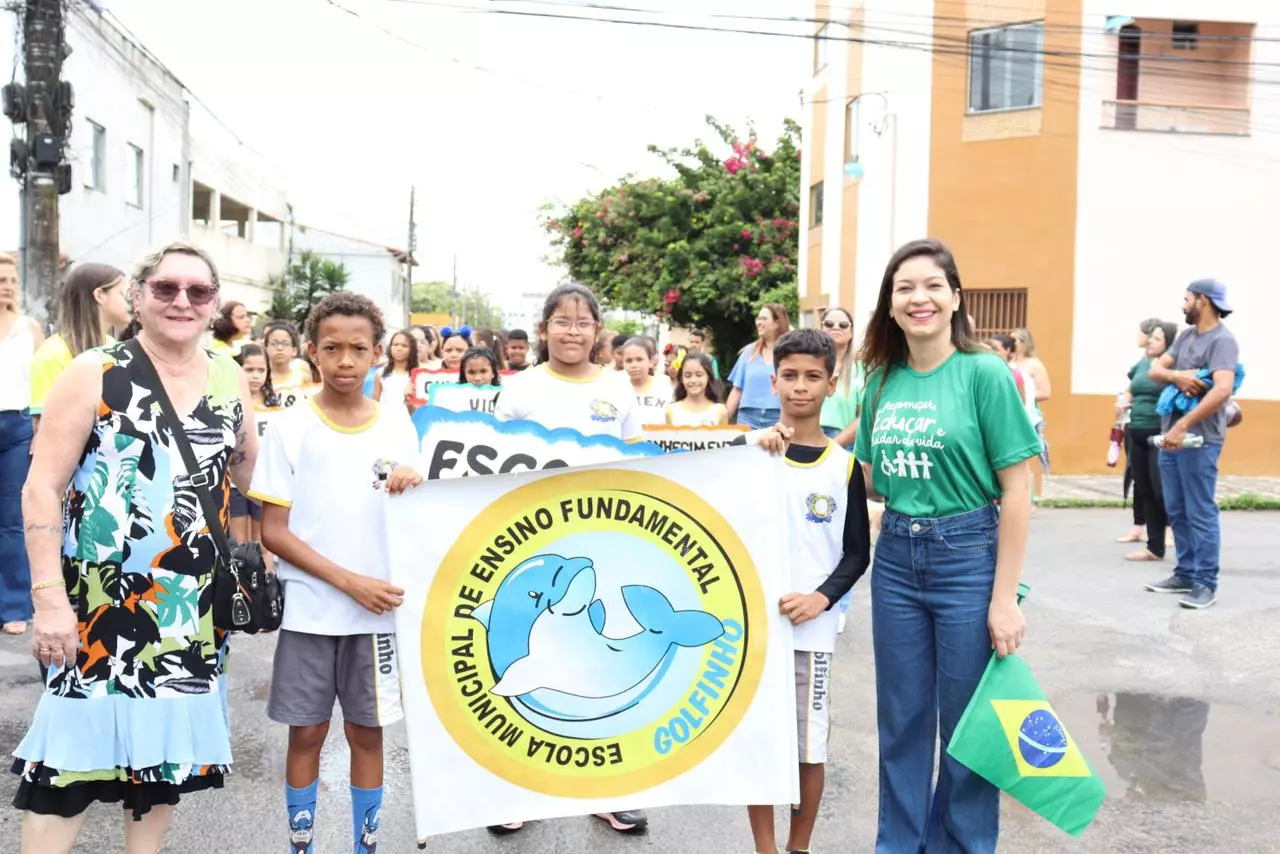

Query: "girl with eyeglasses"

xmin=262 ymin=321 xmax=315 ymax=407
xmin=493 ymin=283 xmax=640 ymax=442
xmin=490 ymin=284 xmax=646 ymax=836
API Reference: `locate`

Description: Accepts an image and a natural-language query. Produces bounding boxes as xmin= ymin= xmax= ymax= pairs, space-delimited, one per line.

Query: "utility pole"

xmin=4 ymin=0 xmax=72 ymax=326
xmin=405 ymin=185 xmax=416 ymax=325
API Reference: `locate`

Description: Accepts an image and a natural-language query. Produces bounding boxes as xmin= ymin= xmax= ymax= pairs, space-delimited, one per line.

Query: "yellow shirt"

xmin=30 ymin=335 xmax=73 ymax=414
xmin=209 ymin=334 xmax=251 ymax=358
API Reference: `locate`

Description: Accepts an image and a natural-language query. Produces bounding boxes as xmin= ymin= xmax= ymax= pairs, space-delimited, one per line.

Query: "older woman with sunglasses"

xmin=12 ymin=240 xmax=257 ymax=854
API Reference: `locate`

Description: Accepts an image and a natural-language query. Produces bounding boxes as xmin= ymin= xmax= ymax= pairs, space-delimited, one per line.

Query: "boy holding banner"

xmin=252 ymin=293 xmax=425 ymax=854
xmin=741 ymin=329 xmax=872 ymax=854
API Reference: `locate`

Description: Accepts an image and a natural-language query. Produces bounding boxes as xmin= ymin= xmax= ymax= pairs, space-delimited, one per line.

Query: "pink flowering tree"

xmin=543 ymin=116 xmax=801 ymax=366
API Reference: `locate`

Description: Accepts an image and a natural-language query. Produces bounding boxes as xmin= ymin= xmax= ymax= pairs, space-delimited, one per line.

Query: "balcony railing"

xmin=1102 ymin=99 xmax=1250 ymax=136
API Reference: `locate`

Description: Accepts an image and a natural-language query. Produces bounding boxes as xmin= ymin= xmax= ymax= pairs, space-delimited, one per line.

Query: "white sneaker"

xmin=837 ymin=613 xmax=847 ymax=634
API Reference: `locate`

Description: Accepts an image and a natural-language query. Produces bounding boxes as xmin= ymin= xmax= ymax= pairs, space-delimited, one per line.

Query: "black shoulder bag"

xmin=126 ymin=339 xmax=284 ymax=633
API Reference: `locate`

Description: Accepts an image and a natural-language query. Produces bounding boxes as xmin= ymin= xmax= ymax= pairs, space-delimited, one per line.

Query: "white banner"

xmin=427 ymin=382 xmax=502 ymax=415
xmin=387 ymin=447 xmax=796 ymax=839
xmin=412 ymin=409 xmax=661 ymax=479
xmin=639 ymin=424 xmax=751 ymax=453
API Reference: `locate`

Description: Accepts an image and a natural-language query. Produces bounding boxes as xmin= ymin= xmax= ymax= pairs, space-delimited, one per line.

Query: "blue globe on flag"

xmin=1017 ymin=708 xmax=1069 ymax=769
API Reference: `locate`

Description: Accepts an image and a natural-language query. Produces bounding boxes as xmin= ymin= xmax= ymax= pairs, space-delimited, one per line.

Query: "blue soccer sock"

xmin=286 ymin=779 xmax=319 ymax=854
xmin=352 ymin=784 xmax=384 ymax=854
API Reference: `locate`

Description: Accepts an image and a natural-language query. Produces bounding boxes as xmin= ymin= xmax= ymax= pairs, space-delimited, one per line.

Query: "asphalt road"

xmin=0 ymin=508 xmax=1276 ymax=853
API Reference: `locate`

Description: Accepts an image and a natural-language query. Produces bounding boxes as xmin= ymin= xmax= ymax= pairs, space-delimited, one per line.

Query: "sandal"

xmin=1125 ymin=549 xmax=1162 ymax=562
xmin=2 ymin=621 xmax=27 ymax=635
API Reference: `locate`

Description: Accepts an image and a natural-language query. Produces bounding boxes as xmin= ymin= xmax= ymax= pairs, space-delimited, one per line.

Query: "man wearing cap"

xmin=1143 ymin=279 xmax=1239 ymax=609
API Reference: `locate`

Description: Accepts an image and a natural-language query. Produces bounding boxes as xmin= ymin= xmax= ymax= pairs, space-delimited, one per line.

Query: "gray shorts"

xmin=267 ymin=630 xmax=403 ymax=728
xmin=796 ymin=650 xmax=832 ymax=764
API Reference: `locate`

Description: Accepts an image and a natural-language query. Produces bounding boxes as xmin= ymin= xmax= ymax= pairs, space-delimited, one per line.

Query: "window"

xmin=844 ymin=98 xmax=858 ymax=162
xmin=1171 ymin=21 xmax=1199 ymax=50
xmin=809 ymin=181 xmax=824 ymax=227
xmin=128 ymin=144 xmax=143 ymax=207
xmin=966 ymin=289 xmax=1027 ymax=338
xmin=86 ymin=121 xmax=105 ymax=190
xmin=968 ymin=22 xmax=1044 ymax=113
xmin=813 ymin=24 xmax=829 ymax=74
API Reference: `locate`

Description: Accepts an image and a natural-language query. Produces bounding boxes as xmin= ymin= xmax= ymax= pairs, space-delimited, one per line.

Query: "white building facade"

xmin=292 ymin=226 xmax=411 ymax=332
xmin=0 ymin=5 xmax=189 ymax=275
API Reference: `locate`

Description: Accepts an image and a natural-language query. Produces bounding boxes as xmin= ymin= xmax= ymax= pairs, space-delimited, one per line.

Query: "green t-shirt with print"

xmin=854 ymin=351 xmax=1043 ymax=518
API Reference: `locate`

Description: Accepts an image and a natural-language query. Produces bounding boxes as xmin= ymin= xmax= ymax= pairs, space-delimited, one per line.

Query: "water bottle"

xmin=1149 ymin=433 xmax=1205 ymax=449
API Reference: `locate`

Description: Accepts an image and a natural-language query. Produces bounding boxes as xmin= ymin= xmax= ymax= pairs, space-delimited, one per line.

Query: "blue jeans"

xmin=872 ymin=503 xmax=1000 ymax=854
xmin=1160 ymin=443 xmax=1223 ymax=591
xmin=0 ymin=410 xmax=33 ymax=623
xmin=736 ymin=406 xmax=780 ymax=430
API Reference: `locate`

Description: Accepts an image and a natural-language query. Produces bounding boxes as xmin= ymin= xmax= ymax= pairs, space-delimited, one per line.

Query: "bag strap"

xmin=125 ymin=338 xmax=234 ymax=562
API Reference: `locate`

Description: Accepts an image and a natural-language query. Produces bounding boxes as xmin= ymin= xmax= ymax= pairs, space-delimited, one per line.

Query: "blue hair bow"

xmin=441 ymin=325 xmax=473 ymax=340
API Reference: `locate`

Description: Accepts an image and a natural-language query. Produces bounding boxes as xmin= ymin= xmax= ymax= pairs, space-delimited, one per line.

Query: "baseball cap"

xmin=1187 ymin=278 xmax=1232 ymax=316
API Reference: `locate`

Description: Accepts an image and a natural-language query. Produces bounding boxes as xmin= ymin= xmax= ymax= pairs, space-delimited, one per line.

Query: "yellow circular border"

xmin=422 ymin=468 xmax=767 ymax=798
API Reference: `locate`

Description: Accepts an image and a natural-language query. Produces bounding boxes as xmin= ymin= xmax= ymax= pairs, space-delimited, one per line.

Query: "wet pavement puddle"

xmin=1058 ymin=692 xmax=1280 ymax=804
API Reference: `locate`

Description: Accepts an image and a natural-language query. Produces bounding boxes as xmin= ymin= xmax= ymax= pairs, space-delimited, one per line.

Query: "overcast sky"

xmin=103 ymin=0 xmax=810 ymax=300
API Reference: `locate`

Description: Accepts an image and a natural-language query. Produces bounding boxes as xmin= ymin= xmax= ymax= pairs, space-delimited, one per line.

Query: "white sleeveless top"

xmin=0 ymin=315 xmax=34 ymax=411
xmin=784 ymin=441 xmax=854 ymax=654
xmin=667 ymin=401 xmax=727 ymax=427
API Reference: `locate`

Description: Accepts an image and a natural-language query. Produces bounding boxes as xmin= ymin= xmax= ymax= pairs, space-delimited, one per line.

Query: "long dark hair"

xmin=673 ymin=351 xmax=722 ymax=403
xmin=235 ymin=343 xmax=276 ymax=406
xmin=536 ymin=282 xmax=602 ymax=365
xmin=459 ymin=346 xmax=502 ymax=387
xmin=212 ymin=301 xmax=246 ymax=343
xmin=383 ymin=329 xmax=419 ymax=377
xmin=859 ymin=238 xmax=977 ymax=409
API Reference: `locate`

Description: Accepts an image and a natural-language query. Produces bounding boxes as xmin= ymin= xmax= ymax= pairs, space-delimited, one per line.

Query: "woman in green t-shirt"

xmin=854 ymin=238 xmax=1042 ymax=853
xmin=1121 ymin=320 xmax=1177 ymax=562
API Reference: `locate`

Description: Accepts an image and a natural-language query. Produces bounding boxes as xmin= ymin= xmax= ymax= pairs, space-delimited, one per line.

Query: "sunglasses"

xmin=147 ymin=279 xmax=218 ymax=306
xmin=822 ymin=320 xmax=852 ymax=330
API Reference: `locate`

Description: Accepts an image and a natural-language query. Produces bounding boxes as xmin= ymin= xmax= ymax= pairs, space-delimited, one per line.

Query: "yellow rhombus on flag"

xmin=990 ymin=699 xmax=1093 ymax=779
xmin=948 ymin=653 xmax=1106 ymax=837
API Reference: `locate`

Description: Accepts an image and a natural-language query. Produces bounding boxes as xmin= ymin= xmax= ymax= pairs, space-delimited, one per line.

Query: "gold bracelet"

xmin=30 ymin=579 xmax=63 ymax=592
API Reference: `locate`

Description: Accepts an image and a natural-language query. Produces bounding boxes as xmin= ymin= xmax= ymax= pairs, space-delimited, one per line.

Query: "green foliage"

xmin=268 ymin=251 xmax=351 ymax=328
xmin=606 ymin=317 xmax=645 ymax=338
xmin=544 ymin=115 xmax=801 ymax=365
xmin=411 ymin=280 xmax=504 ymax=328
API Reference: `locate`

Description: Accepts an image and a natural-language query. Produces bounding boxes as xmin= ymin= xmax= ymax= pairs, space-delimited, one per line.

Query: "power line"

xmin=371 ymin=0 xmax=1280 ymax=63
xmin=318 ymin=0 xmax=668 ymax=110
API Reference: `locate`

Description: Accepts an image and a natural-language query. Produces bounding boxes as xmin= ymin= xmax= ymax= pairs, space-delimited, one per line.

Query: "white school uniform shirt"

xmin=667 ymin=400 xmax=728 ymax=427
xmin=249 ymin=399 xmax=420 ymax=636
xmin=494 ymin=364 xmax=642 ymax=439
xmin=784 ymin=441 xmax=854 ymax=654
xmin=632 ymin=374 xmax=674 ymax=428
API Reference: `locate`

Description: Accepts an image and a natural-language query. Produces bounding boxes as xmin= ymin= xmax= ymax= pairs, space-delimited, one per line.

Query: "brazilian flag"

xmin=947 ymin=653 xmax=1106 ymax=836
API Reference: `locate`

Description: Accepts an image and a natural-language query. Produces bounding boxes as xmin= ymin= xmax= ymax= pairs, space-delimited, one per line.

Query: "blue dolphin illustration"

xmin=470 ymin=553 xmax=724 ymax=699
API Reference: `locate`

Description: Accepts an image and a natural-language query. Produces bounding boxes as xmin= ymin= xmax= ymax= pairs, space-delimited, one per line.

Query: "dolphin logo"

xmin=471 ymin=553 xmax=724 ymax=699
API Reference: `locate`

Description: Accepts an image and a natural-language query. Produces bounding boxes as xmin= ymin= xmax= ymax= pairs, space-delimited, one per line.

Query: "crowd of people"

xmin=0 ymin=234 xmax=1240 ymax=854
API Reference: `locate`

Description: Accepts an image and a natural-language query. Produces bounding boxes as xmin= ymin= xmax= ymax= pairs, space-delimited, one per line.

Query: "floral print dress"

xmin=11 ymin=342 xmax=242 ymax=818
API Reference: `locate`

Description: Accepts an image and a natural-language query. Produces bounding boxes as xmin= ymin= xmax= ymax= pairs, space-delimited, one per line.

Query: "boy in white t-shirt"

xmin=252 ymin=292 xmax=423 ymax=854
xmin=742 ymin=329 xmax=871 ymax=854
